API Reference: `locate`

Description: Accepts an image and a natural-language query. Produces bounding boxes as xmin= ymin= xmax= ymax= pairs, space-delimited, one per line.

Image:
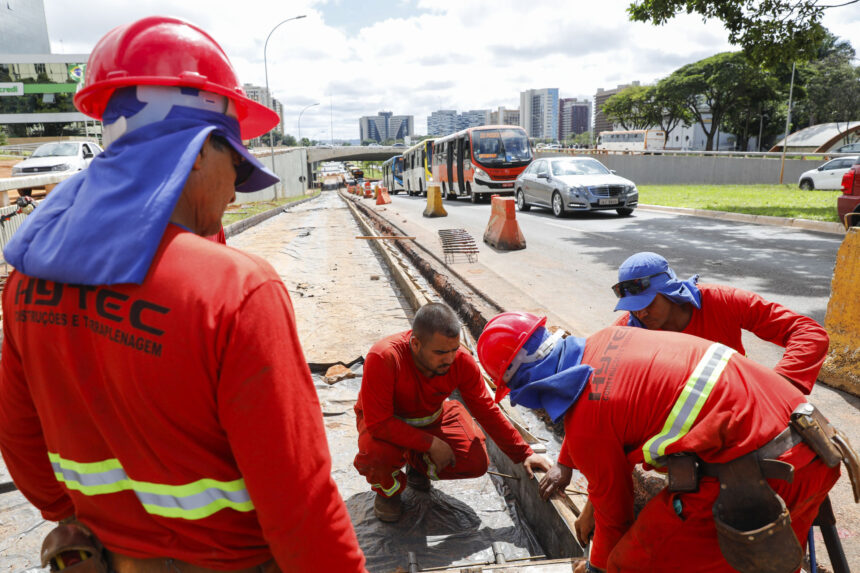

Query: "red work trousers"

xmin=606 ymin=450 xmax=840 ymax=572
xmin=353 ymin=400 xmax=489 ymax=498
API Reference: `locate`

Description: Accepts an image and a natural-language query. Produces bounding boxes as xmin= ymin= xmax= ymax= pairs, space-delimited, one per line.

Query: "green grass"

xmin=221 ymin=192 xmax=319 ymax=226
xmin=638 ymin=184 xmax=842 ymax=223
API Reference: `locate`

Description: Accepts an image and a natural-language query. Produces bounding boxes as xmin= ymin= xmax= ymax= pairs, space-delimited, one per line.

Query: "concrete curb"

xmin=639 ymin=204 xmax=845 ymax=236
xmin=224 ymin=193 xmax=320 ymax=239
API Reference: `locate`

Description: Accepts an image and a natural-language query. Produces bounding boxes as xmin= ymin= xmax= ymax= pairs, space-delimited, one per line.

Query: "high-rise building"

xmin=593 ymin=82 xmax=639 ymax=135
xmin=459 ymin=109 xmax=488 ymax=130
xmin=558 ymin=98 xmax=592 ymax=140
xmin=242 ymin=83 xmax=284 ymax=146
xmin=427 ymin=110 xmax=458 ymax=136
xmin=0 ymin=0 xmax=50 ymax=54
xmin=427 ymin=109 xmax=489 ymax=136
xmin=519 ymin=88 xmax=559 ymax=140
xmin=486 ymin=106 xmax=520 ymax=126
xmin=360 ymin=111 xmax=414 ymax=143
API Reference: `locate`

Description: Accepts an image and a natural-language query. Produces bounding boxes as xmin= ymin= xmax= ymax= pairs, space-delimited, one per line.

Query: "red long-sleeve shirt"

xmin=559 ymin=284 xmax=827 ymax=467
xmin=355 ymin=330 xmax=533 ymax=463
xmin=613 ymin=283 xmax=828 ymax=393
xmin=0 ymin=225 xmax=365 ymax=572
xmin=564 ymin=327 xmax=812 ymax=569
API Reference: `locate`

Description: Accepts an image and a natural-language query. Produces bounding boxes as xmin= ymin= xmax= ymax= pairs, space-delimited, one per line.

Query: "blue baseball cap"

xmin=613 ymin=252 xmax=675 ymax=312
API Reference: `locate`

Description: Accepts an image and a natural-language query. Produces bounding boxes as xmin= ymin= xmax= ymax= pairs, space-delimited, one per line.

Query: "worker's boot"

xmin=373 ymin=493 xmax=402 ymax=522
xmin=406 ymin=466 xmax=431 ymax=492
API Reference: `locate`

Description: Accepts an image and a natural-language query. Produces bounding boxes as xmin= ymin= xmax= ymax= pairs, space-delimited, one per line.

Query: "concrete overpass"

xmin=304 ymin=146 xmax=403 ymax=163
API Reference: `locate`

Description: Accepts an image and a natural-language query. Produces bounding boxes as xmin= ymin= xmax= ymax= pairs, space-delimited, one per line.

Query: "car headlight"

xmin=474 ymin=168 xmax=488 ymax=180
xmin=568 ymin=185 xmax=584 ymax=197
xmin=628 ymin=185 xmax=638 ymax=194
xmin=11 ymin=166 xmax=22 ymax=175
xmin=50 ymin=163 xmax=71 ymax=172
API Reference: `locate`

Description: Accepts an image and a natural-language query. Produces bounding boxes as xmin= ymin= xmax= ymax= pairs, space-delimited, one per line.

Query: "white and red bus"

xmin=402 ymin=139 xmax=435 ymax=196
xmin=432 ymin=125 xmax=532 ymax=202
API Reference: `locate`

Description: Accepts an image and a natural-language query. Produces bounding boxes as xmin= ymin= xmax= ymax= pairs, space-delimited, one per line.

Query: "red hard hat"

xmin=74 ymin=16 xmax=279 ymax=140
xmin=477 ymin=311 xmax=547 ymax=402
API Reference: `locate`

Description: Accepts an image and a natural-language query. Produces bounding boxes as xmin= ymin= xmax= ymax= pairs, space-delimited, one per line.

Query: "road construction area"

xmin=1 ymin=189 xmax=857 ymax=571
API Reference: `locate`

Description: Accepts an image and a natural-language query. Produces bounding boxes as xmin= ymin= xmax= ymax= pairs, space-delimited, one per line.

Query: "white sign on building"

xmin=0 ymin=83 xmax=25 ymax=96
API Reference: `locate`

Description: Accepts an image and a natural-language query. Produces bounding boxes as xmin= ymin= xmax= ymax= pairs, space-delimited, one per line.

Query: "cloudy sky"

xmin=43 ymin=0 xmax=859 ymax=142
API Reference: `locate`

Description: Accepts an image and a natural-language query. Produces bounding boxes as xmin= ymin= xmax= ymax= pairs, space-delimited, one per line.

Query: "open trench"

xmin=227 ymin=191 xmax=586 ymax=572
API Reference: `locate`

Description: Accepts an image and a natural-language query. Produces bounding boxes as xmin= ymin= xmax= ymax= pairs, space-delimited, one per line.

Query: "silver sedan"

xmin=515 ymin=157 xmax=638 ymax=217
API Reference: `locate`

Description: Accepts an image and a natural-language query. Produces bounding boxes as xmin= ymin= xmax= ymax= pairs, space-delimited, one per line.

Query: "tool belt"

xmin=41 ymin=521 xmax=279 ymax=573
xmin=665 ymin=402 xmax=859 ymax=573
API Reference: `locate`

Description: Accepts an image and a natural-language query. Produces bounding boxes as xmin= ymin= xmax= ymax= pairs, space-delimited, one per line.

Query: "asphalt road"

xmin=372 ymin=191 xmax=859 ymax=568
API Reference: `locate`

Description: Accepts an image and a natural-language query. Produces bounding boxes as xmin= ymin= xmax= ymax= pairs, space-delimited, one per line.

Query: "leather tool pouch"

xmin=41 ymin=522 xmax=109 ymax=573
xmin=791 ymin=402 xmax=860 ymax=503
xmin=712 ymin=453 xmax=802 ymax=573
xmin=667 ymin=453 xmax=699 ymax=493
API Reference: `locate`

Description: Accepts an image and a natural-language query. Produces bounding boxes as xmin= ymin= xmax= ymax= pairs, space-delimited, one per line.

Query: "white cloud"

xmin=42 ymin=0 xmax=857 ymax=141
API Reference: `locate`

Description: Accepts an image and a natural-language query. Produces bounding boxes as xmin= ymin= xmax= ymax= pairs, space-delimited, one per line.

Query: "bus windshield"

xmin=472 ymin=129 xmax=531 ymax=167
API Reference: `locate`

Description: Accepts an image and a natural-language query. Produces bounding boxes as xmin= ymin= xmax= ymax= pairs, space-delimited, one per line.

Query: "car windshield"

xmin=551 ymin=159 xmax=610 ymax=176
xmin=472 ymin=129 xmax=531 ymax=167
xmin=32 ymin=143 xmax=79 ymax=158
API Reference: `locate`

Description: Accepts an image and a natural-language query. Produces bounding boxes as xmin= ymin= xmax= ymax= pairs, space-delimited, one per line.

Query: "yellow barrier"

xmin=819 ymin=227 xmax=860 ymax=397
xmin=423 ymin=184 xmax=447 ymax=218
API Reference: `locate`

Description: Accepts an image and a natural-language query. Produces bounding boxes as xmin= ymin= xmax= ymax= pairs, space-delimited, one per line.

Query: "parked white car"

xmin=797 ymin=156 xmax=858 ymax=190
xmin=11 ymin=141 xmax=103 ymax=177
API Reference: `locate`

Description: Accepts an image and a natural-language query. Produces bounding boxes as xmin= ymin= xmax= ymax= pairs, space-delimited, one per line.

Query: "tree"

xmin=627 ymin=0 xmax=855 ymax=66
xmin=661 ymin=52 xmax=774 ymax=150
xmin=602 ymin=85 xmax=654 ymax=130
xmin=649 ymin=81 xmax=693 ymax=148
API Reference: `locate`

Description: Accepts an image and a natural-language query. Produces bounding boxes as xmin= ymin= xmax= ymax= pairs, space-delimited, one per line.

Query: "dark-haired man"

xmin=354 ymin=302 xmax=551 ymax=521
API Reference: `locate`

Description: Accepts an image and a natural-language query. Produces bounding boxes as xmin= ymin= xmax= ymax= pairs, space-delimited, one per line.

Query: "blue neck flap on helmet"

xmin=3 ymin=105 xmax=240 ymax=286
xmin=506 ymin=326 xmax=593 ymax=423
xmin=626 ymin=273 xmax=703 ymax=328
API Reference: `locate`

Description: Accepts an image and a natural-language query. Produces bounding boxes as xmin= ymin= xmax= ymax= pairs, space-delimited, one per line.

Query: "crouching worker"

xmin=354 ymin=303 xmax=551 ymax=522
xmin=477 ymin=313 xmax=857 ymax=573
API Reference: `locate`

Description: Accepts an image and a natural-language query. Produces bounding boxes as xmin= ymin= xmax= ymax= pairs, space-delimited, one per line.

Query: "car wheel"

xmin=552 ymin=192 xmax=565 ymax=218
xmin=799 ymin=179 xmax=814 ymax=191
xmin=516 ymin=189 xmax=531 ymax=211
xmin=616 ymin=207 xmax=634 ymax=217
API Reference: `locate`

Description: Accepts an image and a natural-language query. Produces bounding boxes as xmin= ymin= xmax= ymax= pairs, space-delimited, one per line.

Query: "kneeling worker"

xmin=478 ymin=313 xmax=854 ymax=573
xmin=354 ymin=303 xmax=551 ymax=521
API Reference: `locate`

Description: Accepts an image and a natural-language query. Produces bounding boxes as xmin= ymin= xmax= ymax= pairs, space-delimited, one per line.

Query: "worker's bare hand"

xmin=574 ymin=498 xmax=595 ymax=547
xmin=522 ymin=453 xmax=553 ymax=479
xmin=428 ymin=437 xmax=456 ymax=472
xmin=538 ymin=462 xmax=573 ymax=500
xmin=573 ymin=560 xmax=588 ymax=573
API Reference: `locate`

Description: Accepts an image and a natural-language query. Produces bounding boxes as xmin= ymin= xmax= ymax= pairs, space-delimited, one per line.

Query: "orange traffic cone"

xmin=376 ymin=186 xmax=391 ymax=205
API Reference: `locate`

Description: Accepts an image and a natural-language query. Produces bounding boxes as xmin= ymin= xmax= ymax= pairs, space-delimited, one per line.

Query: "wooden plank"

xmin=355 ymin=235 xmax=416 ymax=240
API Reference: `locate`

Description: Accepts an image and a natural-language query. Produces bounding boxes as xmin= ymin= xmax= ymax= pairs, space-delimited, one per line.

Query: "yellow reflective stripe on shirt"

xmin=396 ymin=407 xmax=443 ymax=427
xmin=642 ymin=343 xmax=736 ymax=467
xmin=48 ymin=452 xmax=254 ymax=520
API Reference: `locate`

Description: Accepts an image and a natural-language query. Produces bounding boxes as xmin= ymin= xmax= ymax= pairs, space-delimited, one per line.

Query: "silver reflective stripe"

xmin=48 ymin=452 xmax=254 ymax=520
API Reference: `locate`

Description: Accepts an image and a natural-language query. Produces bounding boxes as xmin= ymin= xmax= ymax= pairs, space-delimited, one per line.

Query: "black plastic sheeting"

xmin=316 ymin=368 xmax=544 ymax=572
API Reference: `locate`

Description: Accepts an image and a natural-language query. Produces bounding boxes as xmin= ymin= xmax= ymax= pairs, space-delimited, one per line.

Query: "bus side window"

xmin=463 ymin=140 xmax=471 ymax=161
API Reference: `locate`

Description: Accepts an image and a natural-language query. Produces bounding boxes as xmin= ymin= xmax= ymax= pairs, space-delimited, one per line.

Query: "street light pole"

xmin=264 ymin=14 xmax=306 ymax=173
xmin=778 ymin=61 xmax=796 ymax=184
xmin=298 ymin=102 xmax=319 ymax=146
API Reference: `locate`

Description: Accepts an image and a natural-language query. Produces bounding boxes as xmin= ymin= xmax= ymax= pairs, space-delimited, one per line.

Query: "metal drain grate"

xmin=438 ymin=229 xmax=479 ymax=264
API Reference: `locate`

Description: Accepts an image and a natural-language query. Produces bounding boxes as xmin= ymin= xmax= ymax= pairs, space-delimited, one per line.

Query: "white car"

xmin=515 ymin=157 xmax=638 ymax=217
xmin=798 ymin=156 xmax=858 ymax=190
xmin=11 ymin=141 xmax=103 ymax=177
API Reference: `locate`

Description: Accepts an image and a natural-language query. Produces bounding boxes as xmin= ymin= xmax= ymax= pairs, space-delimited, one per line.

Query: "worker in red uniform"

xmin=0 ymin=17 xmax=365 ymax=573
xmin=354 ymin=302 xmax=551 ymax=522
xmin=541 ymin=251 xmax=830 ymax=539
xmin=477 ymin=313 xmax=849 ymax=573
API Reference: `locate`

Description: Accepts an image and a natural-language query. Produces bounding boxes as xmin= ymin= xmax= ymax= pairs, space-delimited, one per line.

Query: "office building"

xmin=593 ymin=82 xmax=639 ymax=135
xmin=486 ymin=106 xmax=520 ymax=126
xmin=519 ymin=88 xmax=559 ymax=140
xmin=0 ymin=0 xmax=50 ymax=54
xmin=558 ymin=98 xmax=591 ymax=140
xmin=360 ymin=111 xmax=414 ymax=143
